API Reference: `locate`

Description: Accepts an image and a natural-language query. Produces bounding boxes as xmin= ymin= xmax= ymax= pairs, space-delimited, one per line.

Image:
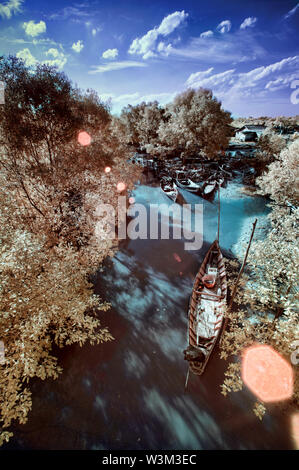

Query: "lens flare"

xmin=241 ymin=344 xmax=293 ymax=403
xmin=117 ymin=182 xmax=126 ymax=192
xmin=105 ymin=166 xmax=111 ymax=173
xmin=78 ymin=131 xmax=91 ymax=146
xmin=173 ymin=253 xmax=182 ymax=263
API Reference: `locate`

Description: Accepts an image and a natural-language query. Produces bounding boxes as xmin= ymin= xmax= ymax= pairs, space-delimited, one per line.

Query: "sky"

xmin=0 ymin=0 xmax=299 ymax=117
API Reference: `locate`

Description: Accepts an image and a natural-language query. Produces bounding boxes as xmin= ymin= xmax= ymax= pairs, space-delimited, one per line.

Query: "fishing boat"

xmin=203 ymin=179 xmax=217 ymax=195
xmin=217 ymin=176 xmax=225 ymax=187
xmin=184 ymin=239 xmax=227 ymax=375
xmin=160 ymin=177 xmax=178 ymax=202
xmin=175 ymin=176 xmax=202 ymax=194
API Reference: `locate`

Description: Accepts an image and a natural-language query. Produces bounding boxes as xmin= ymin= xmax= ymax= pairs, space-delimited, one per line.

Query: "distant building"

xmin=235 ymin=125 xmax=266 ymax=142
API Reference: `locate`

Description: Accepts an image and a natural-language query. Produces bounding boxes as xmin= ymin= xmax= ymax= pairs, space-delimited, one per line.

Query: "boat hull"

xmin=160 ymin=181 xmax=178 ymax=202
xmin=176 ymin=179 xmax=201 ymax=193
xmin=185 ymin=240 xmax=227 ymax=375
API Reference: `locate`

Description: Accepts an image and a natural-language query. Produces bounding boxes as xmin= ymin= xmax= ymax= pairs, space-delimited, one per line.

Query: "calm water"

xmin=3 ymin=177 xmax=295 ymax=450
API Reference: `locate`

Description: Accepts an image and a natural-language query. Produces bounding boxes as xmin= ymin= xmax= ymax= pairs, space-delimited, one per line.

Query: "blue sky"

xmin=0 ymin=0 xmax=299 ymax=116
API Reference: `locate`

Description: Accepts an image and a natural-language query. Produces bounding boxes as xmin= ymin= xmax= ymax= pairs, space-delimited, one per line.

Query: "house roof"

xmin=237 ymin=125 xmax=266 ymax=132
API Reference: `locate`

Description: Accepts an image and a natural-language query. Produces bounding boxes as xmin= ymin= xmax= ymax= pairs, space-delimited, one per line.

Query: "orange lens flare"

xmin=78 ymin=131 xmax=91 ymax=146
xmin=117 ymin=182 xmax=126 ymax=192
xmin=173 ymin=253 xmax=182 ymax=263
xmin=241 ymin=344 xmax=294 ymax=403
xmin=105 ymin=166 xmax=111 ymax=173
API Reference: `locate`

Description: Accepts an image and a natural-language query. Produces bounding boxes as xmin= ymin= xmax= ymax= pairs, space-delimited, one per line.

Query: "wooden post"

xmin=217 ymin=183 xmax=221 ymax=242
xmin=228 ymin=218 xmax=258 ymax=309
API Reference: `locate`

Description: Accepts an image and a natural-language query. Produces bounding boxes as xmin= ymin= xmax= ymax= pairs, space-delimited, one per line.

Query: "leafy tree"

xmin=0 ymin=56 xmax=138 ymax=260
xmin=156 ymin=88 xmax=233 ymax=160
xmin=254 ymin=127 xmax=286 ymax=174
xmin=0 ymin=189 xmax=113 ymax=445
xmin=0 ymin=56 xmax=140 ymax=444
xmin=120 ymin=100 xmax=166 ymax=151
xmin=256 ymin=138 xmax=299 ymax=206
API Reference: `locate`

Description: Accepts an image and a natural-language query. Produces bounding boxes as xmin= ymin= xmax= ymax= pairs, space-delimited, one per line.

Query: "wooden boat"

xmin=184 ymin=239 xmax=227 ymax=375
xmin=203 ymin=179 xmax=217 ymax=195
xmin=216 ymin=176 xmax=225 ymax=187
xmin=160 ymin=177 xmax=178 ymax=202
xmin=175 ymin=177 xmax=201 ymax=194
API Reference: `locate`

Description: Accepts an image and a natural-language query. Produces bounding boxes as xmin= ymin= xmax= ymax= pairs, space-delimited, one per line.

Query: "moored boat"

xmin=184 ymin=239 xmax=227 ymax=375
xmin=203 ymin=179 xmax=217 ymax=195
xmin=160 ymin=177 xmax=178 ymax=202
xmin=175 ymin=177 xmax=202 ymax=194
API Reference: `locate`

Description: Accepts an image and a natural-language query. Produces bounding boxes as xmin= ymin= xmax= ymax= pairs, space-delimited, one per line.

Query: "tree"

xmin=0 ymin=186 xmax=114 ymax=445
xmin=0 ymin=56 xmax=141 ymax=444
xmin=120 ymin=101 xmax=166 ymax=152
xmin=156 ymin=88 xmax=233 ymax=160
xmin=0 ymin=56 xmax=139 ymax=263
xmin=254 ymin=127 xmax=287 ymax=174
xmin=256 ymin=138 xmax=299 ymax=206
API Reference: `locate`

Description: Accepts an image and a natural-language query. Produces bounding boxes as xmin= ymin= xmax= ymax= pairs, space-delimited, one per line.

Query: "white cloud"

xmin=157 ymin=41 xmax=173 ymax=56
xmin=185 ymin=56 xmax=299 ymax=109
xmin=0 ymin=0 xmax=23 ymax=19
xmin=0 ymin=36 xmax=31 ymax=44
xmin=186 ymin=67 xmax=214 ymax=86
xmin=102 ymin=48 xmax=118 ymax=60
xmin=157 ymin=10 xmax=188 ymax=36
xmin=128 ymin=10 xmax=188 ymax=59
xmin=216 ymin=20 xmax=232 ymax=34
xmin=110 ymin=91 xmax=178 ymax=114
xmin=15 ymin=46 xmax=67 ymax=70
xmin=45 ymin=48 xmax=60 ymax=58
xmin=23 ymin=20 xmax=46 ymax=37
xmin=200 ymin=30 xmax=214 ymax=38
xmin=113 ymin=92 xmax=140 ymax=103
xmin=32 ymin=38 xmax=61 ymax=47
xmin=72 ymin=40 xmax=84 ymax=53
xmin=240 ymin=17 xmax=257 ymax=29
xmin=129 ymin=28 xmax=159 ymax=58
xmin=237 ymin=55 xmax=299 ymax=87
xmin=44 ymin=48 xmax=67 ymax=69
xmin=92 ymin=27 xmax=102 ymax=36
xmin=168 ymin=32 xmax=265 ymax=63
xmin=265 ymin=73 xmax=299 ymax=91
xmin=49 ymin=5 xmax=90 ymax=20
xmin=88 ymin=60 xmax=148 ymax=74
xmin=284 ymin=3 xmax=299 ymax=19
xmin=16 ymin=48 xmax=37 ymax=67
xmin=186 ymin=68 xmax=235 ymax=90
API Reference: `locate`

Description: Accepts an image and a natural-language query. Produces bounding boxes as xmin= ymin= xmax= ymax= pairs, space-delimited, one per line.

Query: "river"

xmin=3 ymin=175 xmax=295 ymax=450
